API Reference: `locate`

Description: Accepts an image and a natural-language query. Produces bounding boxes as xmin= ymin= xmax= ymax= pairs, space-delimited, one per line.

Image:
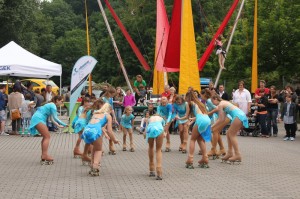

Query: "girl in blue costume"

xmin=211 ymin=94 xmax=248 ymax=164
xmin=101 ymin=86 xmax=118 ymax=155
xmin=78 ymin=99 xmax=105 ymax=165
xmin=185 ymin=92 xmax=211 ymax=169
xmin=81 ymin=103 xmax=120 ymax=176
xmin=146 ymin=115 xmax=165 ymax=180
xmin=200 ymin=89 xmax=228 ymax=159
xmin=173 ymin=95 xmax=190 ymax=153
xmin=121 ymin=106 xmax=135 ymax=152
xmin=29 ymin=96 xmax=67 ymax=165
xmin=73 ymin=97 xmax=92 ymax=158
xmin=157 ymin=97 xmax=173 ymax=152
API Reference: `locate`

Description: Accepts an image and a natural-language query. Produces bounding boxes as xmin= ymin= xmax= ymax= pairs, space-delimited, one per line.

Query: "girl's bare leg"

xmin=182 ymin=123 xmax=189 ymax=152
xmin=148 ymin=138 xmax=155 ymax=174
xmin=186 ymin=126 xmax=199 ymax=167
xmin=122 ymin=128 xmax=127 ymax=150
xmin=36 ymin=123 xmax=52 ymax=160
xmin=128 ymin=128 xmax=134 ymax=151
xmin=155 ymin=133 xmax=164 ymax=179
xmin=178 ymin=124 xmax=183 ymax=150
xmin=227 ymin=119 xmax=243 ymax=162
xmin=164 ymin=123 xmax=171 ymax=151
xmin=73 ymin=132 xmax=83 ymax=157
xmin=82 ymin=144 xmax=91 ymax=165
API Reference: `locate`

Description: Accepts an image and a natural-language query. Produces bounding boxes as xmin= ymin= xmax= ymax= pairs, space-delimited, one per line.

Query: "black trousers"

xmin=284 ymin=123 xmax=297 ymax=138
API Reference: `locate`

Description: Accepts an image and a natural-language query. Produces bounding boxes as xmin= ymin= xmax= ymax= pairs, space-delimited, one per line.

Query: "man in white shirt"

xmin=233 ymin=81 xmax=252 ymax=115
xmin=45 ymin=85 xmax=54 ymax=102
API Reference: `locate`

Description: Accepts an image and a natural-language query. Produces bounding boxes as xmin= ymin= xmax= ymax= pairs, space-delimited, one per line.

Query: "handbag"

xmin=11 ymin=109 xmax=21 ymax=120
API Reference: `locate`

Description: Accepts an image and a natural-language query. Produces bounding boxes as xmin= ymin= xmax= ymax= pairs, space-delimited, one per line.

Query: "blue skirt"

xmin=146 ymin=122 xmax=164 ymax=141
xmin=74 ymin=118 xmax=88 ymax=134
xmin=230 ymin=109 xmax=249 ymax=128
xmin=81 ymin=124 xmax=102 ymax=144
xmin=194 ymin=114 xmax=212 ymax=142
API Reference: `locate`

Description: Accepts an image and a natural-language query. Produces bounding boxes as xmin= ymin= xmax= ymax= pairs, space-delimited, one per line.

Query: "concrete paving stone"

xmin=0 ymin=121 xmax=300 ymax=198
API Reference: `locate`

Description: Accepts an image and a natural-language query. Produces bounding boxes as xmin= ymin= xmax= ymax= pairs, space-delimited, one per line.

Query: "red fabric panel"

xmin=104 ymin=0 xmax=150 ymax=71
xmin=163 ymin=0 xmax=182 ymax=70
xmin=198 ymin=0 xmax=240 ymax=71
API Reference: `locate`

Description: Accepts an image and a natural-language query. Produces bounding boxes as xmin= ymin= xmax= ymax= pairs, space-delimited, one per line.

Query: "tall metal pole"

xmin=97 ymin=0 xmax=133 ymax=93
xmin=85 ymin=0 xmax=92 ymax=95
xmin=214 ymin=0 xmax=245 ymax=88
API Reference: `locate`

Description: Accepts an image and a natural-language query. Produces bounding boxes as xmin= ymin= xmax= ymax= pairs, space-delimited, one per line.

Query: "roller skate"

xmin=40 ymin=156 xmax=54 ymax=165
xmin=198 ymin=156 xmax=209 ymax=168
xmin=227 ymin=155 xmax=242 ymax=165
xmin=198 ymin=150 xmax=202 ymax=155
xmin=207 ymin=148 xmax=218 ymax=160
xmin=185 ymin=156 xmax=194 ymax=169
xmin=178 ymin=147 xmax=182 ymax=152
xmin=108 ymin=150 xmax=116 ymax=155
xmin=149 ymin=171 xmax=155 ymax=177
xmin=123 ymin=144 xmax=127 ymax=151
xmin=221 ymin=152 xmax=232 ymax=163
xmin=89 ymin=168 xmax=100 ymax=176
xmin=73 ymin=150 xmax=82 ymax=159
xmin=130 ymin=144 xmax=135 ymax=152
xmin=156 ymin=167 xmax=162 ymax=180
xmin=81 ymin=155 xmax=91 ymax=166
xmin=165 ymin=148 xmax=171 ymax=152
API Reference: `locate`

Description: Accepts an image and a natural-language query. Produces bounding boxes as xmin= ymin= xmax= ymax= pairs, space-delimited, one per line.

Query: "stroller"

xmin=240 ymin=104 xmax=261 ymax=137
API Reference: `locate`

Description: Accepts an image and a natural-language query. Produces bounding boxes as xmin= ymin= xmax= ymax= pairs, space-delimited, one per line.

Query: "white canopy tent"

xmin=0 ymin=41 xmax=62 ymax=78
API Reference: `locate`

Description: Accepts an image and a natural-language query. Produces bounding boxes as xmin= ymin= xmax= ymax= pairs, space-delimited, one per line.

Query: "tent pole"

xmin=97 ymin=0 xmax=133 ymax=94
xmin=214 ymin=0 xmax=245 ymax=88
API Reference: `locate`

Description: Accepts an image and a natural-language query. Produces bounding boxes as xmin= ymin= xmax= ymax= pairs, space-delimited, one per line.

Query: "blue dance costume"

xmin=74 ymin=106 xmax=92 ymax=134
xmin=102 ymin=97 xmax=114 ymax=109
xmin=173 ymin=102 xmax=189 ymax=124
xmin=121 ymin=113 xmax=135 ymax=129
xmin=157 ymin=103 xmax=172 ymax=123
xmin=146 ymin=119 xmax=165 ymax=141
xmin=192 ymin=103 xmax=211 ymax=142
xmin=224 ymin=104 xmax=248 ymax=128
xmin=29 ymin=103 xmax=67 ymax=135
xmin=206 ymin=99 xmax=218 ymax=123
xmin=81 ymin=114 xmax=108 ymax=144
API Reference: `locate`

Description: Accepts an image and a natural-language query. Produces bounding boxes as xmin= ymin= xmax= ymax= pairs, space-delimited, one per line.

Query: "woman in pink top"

xmin=214 ymin=35 xmax=226 ymax=70
xmin=123 ymin=89 xmax=136 ymax=107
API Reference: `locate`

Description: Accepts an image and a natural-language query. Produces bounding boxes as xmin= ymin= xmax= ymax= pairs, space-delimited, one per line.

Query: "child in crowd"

xmin=281 ymin=94 xmax=297 ymax=141
xmin=256 ymin=89 xmax=269 ymax=137
xmin=123 ymin=89 xmax=136 ymax=107
xmin=121 ymin=106 xmax=135 ymax=152
xmin=21 ymin=94 xmax=35 ymax=137
xmin=137 ymin=111 xmax=150 ymax=135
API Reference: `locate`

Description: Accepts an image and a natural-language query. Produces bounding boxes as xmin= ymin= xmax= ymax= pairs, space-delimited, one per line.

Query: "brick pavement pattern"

xmin=0 ymin=119 xmax=299 ymax=199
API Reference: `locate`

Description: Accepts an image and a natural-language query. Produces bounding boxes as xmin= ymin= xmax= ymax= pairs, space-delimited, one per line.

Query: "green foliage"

xmin=0 ymin=0 xmax=298 ymax=89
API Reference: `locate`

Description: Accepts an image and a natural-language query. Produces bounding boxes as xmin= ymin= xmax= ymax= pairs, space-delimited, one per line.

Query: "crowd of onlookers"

xmin=0 ymin=80 xmax=57 ymax=135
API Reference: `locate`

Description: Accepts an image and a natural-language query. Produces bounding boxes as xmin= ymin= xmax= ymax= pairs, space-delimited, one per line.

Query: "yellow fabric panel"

xmin=179 ymin=0 xmax=200 ymax=95
xmin=153 ymin=47 xmax=166 ymax=95
xmin=251 ymin=0 xmax=258 ymax=93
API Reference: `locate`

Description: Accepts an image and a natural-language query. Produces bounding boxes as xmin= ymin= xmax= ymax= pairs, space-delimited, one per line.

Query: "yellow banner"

xmin=251 ymin=0 xmax=258 ymax=93
xmin=179 ymin=0 xmax=200 ymax=94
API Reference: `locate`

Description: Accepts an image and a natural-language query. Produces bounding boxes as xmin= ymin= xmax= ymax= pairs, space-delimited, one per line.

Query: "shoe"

xmin=283 ymin=137 xmax=290 ymax=141
xmin=290 ymin=137 xmax=295 ymax=141
xmin=273 ymin=134 xmax=278 ymax=137
xmin=0 ymin=132 xmax=9 ymax=136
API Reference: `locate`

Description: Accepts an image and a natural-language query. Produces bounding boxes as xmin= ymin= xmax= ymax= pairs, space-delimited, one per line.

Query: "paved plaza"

xmin=0 ymin=118 xmax=299 ymax=199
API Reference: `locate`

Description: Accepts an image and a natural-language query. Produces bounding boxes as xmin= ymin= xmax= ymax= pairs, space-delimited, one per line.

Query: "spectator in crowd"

xmin=63 ymin=86 xmax=70 ymax=102
xmin=138 ymin=85 xmax=147 ymax=105
xmin=267 ymin=86 xmax=279 ymax=137
xmin=8 ymin=81 xmax=24 ymax=135
xmin=23 ymin=81 xmax=36 ymax=103
xmin=123 ymin=89 xmax=136 ymax=107
xmin=217 ymin=84 xmax=229 ymax=100
xmin=113 ymin=87 xmax=124 ymax=130
xmin=143 ymin=103 xmax=156 ymax=118
xmin=168 ymin=87 xmax=177 ymax=103
xmin=279 ymin=85 xmax=298 ymax=104
xmin=99 ymin=83 xmax=109 ymax=97
xmin=0 ymin=85 xmax=8 ymax=135
xmin=232 ymin=81 xmax=252 ymax=115
xmin=161 ymin=85 xmax=171 ymax=100
xmin=34 ymin=88 xmax=45 ymax=108
xmin=254 ymin=80 xmax=270 ymax=100
xmin=21 ymin=93 xmax=34 ymax=137
xmin=90 ymin=93 xmax=97 ymax=102
xmin=255 ymin=89 xmax=269 ymax=137
xmin=133 ymin=75 xmax=146 ymax=106
xmin=281 ymin=94 xmax=297 ymax=141
xmin=45 ymin=84 xmax=55 ymax=103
